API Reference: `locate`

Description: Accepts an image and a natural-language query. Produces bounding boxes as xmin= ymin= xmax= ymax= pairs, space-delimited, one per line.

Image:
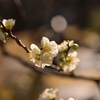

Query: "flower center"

xmin=36 ymin=54 xmax=40 ymax=60
xmin=66 ymin=57 xmax=73 ymax=64
xmin=44 ymin=46 xmax=51 ymax=52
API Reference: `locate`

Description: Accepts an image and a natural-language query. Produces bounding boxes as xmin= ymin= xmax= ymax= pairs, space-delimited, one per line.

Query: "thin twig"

xmin=2 ymin=48 xmax=100 ymax=81
xmin=0 ymin=21 xmax=30 ymax=53
xmin=9 ymin=31 xmax=30 ymax=53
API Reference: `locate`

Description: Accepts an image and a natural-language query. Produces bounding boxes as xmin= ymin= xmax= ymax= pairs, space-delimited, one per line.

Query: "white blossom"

xmin=29 ymin=44 xmax=47 ymax=68
xmin=68 ymin=97 xmax=75 ymax=100
xmin=0 ymin=31 xmax=6 ymax=43
xmin=68 ymin=40 xmax=74 ymax=47
xmin=41 ymin=37 xmax=58 ymax=62
xmin=68 ymin=97 xmax=79 ymax=100
xmin=62 ymin=51 xmax=80 ymax=72
xmin=40 ymin=52 xmax=53 ymax=66
xmin=58 ymin=40 xmax=75 ymax=52
xmin=58 ymin=40 xmax=68 ymax=52
xmin=29 ymin=43 xmax=54 ymax=68
xmin=2 ymin=19 xmax=15 ymax=30
xmin=38 ymin=88 xmax=58 ymax=100
xmin=38 ymin=88 xmax=79 ymax=100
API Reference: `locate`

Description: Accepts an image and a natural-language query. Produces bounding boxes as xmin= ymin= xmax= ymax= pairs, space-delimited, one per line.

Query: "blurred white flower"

xmin=0 ymin=31 xmax=6 ymax=43
xmin=58 ymin=40 xmax=68 ymax=52
xmin=57 ymin=40 xmax=77 ymax=52
xmin=62 ymin=51 xmax=80 ymax=72
xmin=38 ymin=88 xmax=58 ymax=100
xmin=41 ymin=37 xmax=58 ymax=61
xmin=71 ymin=43 xmax=79 ymax=50
xmin=2 ymin=19 xmax=15 ymax=30
xmin=59 ymin=97 xmax=78 ymax=100
xmin=68 ymin=97 xmax=79 ymax=100
xmin=68 ymin=40 xmax=79 ymax=50
xmin=68 ymin=40 xmax=74 ymax=47
xmin=29 ymin=44 xmax=42 ymax=67
xmin=40 ymin=52 xmax=53 ymax=66
xmin=29 ymin=44 xmax=47 ymax=68
xmin=38 ymin=88 xmax=79 ymax=100
xmin=68 ymin=97 xmax=75 ymax=100
xmin=29 ymin=43 xmax=54 ymax=68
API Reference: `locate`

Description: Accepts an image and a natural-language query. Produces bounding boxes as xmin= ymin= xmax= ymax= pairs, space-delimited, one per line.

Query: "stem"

xmin=2 ymin=48 xmax=100 ymax=81
xmin=0 ymin=21 xmax=30 ymax=53
xmin=9 ymin=31 xmax=30 ymax=53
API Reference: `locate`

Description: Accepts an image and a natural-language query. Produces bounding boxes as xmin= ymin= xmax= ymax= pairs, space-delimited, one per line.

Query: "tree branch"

xmin=9 ymin=31 xmax=30 ymax=53
xmin=0 ymin=21 xmax=30 ymax=53
xmin=1 ymin=47 xmax=100 ymax=81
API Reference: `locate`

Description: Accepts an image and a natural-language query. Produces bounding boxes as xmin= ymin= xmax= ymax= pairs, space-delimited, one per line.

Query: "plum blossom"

xmin=29 ymin=36 xmax=59 ymax=68
xmin=68 ymin=97 xmax=79 ymax=100
xmin=58 ymin=40 xmax=68 ymax=52
xmin=0 ymin=31 xmax=6 ymax=43
xmin=2 ymin=19 xmax=15 ymax=30
xmin=67 ymin=40 xmax=79 ymax=50
xmin=29 ymin=44 xmax=51 ymax=68
xmin=38 ymin=88 xmax=79 ymax=100
xmin=61 ymin=51 xmax=80 ymax=72
xmin=58 ymin=40 xmax=79 ymax=52
xmin=68 ymin=40 xmax=74 ymax=47
xmin=41 ymin=37 xmax=58 ymax=64
xmin=59 ymin=98 xmax=78 ymax=100
xmin=29 ymin=43 xmax=53 ymax=68
xmin=29 ymin=37 xmax=79 ymax=70
xmin=68 ymin=97 xmax=75 ymax=100
xmin=38 ymin=88 xmax=58 ymax=100
xmin=29 ymin=44 xmax=43 ymax=67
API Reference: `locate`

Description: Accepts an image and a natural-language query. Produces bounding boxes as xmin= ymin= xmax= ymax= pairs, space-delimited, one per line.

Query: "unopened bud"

xmin=71 ymin=43 xmax=79 ymax=50
xmin=2 ymin=19 xmax=15 ymax=30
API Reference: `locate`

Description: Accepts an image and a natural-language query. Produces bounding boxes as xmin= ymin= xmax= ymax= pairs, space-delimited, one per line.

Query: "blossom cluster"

xmin=0 ymin=19 xmax=80 ymax=72
xmin=29 ymin=37 xmax=58 ymax=68
xmin=0 ymin=19 xmax=15 ymax=42
xmin=38 ymin=88 xmax=79 ymax=100
xmin=29 ymin=37 xmax=80 ymax=72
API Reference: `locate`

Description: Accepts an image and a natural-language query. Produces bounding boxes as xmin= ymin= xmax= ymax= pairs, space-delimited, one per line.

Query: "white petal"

xmin=58 ymin=41 xmax=68 ymax=51
xmin=41 ymin=37 xmax=49 ymax=46
xmin=30 ymin=44 xmax=40 ymax=53
xmin=10 ymin=19 xmax=15 ymax=25
xmin=2 ymin=19 xmax=7 ymax=26
xmin=41 ymin=64 xmax=46 ymax=69
xmin=50 ymin=51 xmax=58 ymax=57
xmin=30 ymin=44 xmax=38 ymax=49
xmin=2 ymin=19 xmax=15 ymax=30
xmin=49 ymin=41 xmax=57 ymax=48
xmin=69 ymin=40 xmax=74 ymax=46
xmin=49 ymin=41 xmax=58 ymax=55
xmin=31 ymin=58 xmax=35 ymax=63
xmin=35 ymin=60 xmax=42 ymax=67
xmin=2 ymin=19 xmax=15 ymax=27
xmin=69 ymin=64 xmax=76 ymax=71
xmin=68 ymin=97 xmax=75 ymax=100
xmin=0 ymin=31 xmax=5 ymax=42
xmin=68 ymin=51 xmax=77 ymax=57
xmin=41 ymin=52 xmax=53 ymax=64
xmin=62 ymin=65 xmax=67 ymax=72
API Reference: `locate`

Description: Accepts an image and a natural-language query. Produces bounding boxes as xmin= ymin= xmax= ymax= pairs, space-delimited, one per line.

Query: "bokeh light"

xmin=51 ymin=15 xmax=67 ymax=33
xmin=18 ymin=74 xmax=33 ymax=90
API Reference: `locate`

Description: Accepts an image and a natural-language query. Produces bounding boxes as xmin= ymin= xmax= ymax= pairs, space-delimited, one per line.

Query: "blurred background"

xmin=0 ymin=0 xmax=100 ymax=100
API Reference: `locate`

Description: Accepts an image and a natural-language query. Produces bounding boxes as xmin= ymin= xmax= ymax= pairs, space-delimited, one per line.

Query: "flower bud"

xmin=71 ymin=43 xmax=79 ymax=50
xmin=0 ymin=31 xmax=7 ymax=43
xmin=2 ymin=19 xmax=15 ymax=30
